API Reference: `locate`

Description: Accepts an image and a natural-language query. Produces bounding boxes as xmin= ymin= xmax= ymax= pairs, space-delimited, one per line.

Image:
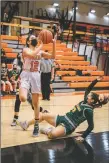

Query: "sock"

xmin=14 ymin=115 xmax=18 ymax=120
xmin=35 ymin=119 xmax=39 ymax=122
xmin=34 ymin=119 xmax=39 ymax=125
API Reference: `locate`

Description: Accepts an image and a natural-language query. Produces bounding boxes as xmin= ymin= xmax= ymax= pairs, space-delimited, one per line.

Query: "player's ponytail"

xmin=100 ymin=96 xmax=109 ymax=106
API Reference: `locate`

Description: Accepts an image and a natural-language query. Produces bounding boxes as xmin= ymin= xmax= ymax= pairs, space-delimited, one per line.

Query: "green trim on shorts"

xmin=56 ymin=115 xmax=75 ymax=135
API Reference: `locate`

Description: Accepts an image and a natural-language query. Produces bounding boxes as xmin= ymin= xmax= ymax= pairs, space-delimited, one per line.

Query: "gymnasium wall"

xmin=18 ymin=1 xmax=109 ymax=26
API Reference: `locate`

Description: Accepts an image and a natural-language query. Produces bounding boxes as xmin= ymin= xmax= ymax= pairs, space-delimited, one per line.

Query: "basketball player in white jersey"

xmin=19 ymin=35 xmax=56 ymax=136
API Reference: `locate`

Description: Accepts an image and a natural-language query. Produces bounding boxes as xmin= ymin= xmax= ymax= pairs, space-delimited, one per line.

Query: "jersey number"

xmin=72 ymin=105 xmax=81 ymax=113
xmin=30 ymin=61 xmax=39 ymax=71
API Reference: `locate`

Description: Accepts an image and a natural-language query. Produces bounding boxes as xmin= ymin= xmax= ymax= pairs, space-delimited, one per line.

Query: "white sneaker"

xmin=11 ymin=119 xmax=17 ymax=126
xmin=40 ymin=127 xmax=53 ymax=135
xmin=19 ymin=121 xmax=29 ymax=130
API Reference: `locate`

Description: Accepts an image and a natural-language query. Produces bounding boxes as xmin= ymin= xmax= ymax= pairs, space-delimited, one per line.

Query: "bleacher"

xmin=1 ymin=35 xmax=109 ymax=93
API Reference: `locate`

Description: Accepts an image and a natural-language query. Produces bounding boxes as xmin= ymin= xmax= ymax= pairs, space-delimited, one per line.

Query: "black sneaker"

xmin=40 ymin=107 xmax=49 ymax=113
xmin=40 ymin=107 xmax=43 ymax=112
xmin=33 ymin=122 xmax=39 ymax=137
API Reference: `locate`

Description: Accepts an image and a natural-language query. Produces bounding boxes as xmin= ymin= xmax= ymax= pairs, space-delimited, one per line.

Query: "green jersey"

xmin=66 ymin=102 xmax=93 ymax=138
xmin=66 ymin=102 xmax=93 ymax=126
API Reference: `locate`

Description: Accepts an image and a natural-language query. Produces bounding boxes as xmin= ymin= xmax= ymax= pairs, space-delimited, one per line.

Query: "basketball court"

xmin=1 ymin=93 xmax=109 ymax=163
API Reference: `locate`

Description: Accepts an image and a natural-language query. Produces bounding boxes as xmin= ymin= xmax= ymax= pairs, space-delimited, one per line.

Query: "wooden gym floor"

xmin=1 ymin=93 xmax=109 ymax=163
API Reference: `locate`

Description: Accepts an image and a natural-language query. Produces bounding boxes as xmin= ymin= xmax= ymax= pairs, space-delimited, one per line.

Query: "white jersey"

xmin=23 ymin=50 xmax=43 ymax=72
xmin=20 ymin=49 xmax=44 ymax=93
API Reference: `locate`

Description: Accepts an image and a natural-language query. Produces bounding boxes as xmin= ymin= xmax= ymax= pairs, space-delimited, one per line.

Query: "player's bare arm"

xmin=42 ymin=39 xmax=56 ymax=59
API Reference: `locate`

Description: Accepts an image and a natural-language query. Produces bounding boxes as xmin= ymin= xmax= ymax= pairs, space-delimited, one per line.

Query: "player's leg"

xmin=27 ymin=91 xmax=34 ymax=110
xmin=41 ymin=115 xmax=73 ymax=139
xmin=21 ymin=120 xmax=65 ymax=139
xmin=19 ymin=87 xmax=28 ymax=102
xmin=11 ymin=94 xmax=21 ymax=126
xmin=32 ymin=93 xmax=40 ymax=136
xmin=19 ymin=71 xmax=29 ymax=102
xmin=46 ymin=72 xmax=51 ymax=100
xmin=41 ymin=125 xmax=66 ymax=139
xmin=41 ymin=73 xmax=46 ymax=100
xmin=40 ymin=114 xmax=66 ymax=139
xmin=19 ymin=112 xmax=56 ymax=130
xmin=30 ymin=72 xmax=41 ymax=136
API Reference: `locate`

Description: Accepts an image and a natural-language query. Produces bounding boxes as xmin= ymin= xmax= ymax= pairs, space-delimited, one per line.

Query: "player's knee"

xmin=20 ymin=96 xmax=27 ymax=102
xmin=47 ymin=131 xmax=55 ymax=139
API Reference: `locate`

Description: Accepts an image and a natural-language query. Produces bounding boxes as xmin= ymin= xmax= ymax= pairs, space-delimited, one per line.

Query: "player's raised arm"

xmin=84 ymin=76 xmax=103 ymax=102
xmin=42 ymin=39 xmax=56 ymax=59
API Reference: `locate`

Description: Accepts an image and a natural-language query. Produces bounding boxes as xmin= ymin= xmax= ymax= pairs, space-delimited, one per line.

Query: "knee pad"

xmin=16 ymin=94 xmax=20 ymax=101
xmin=15 ymin=95 xmax=21 ymax=112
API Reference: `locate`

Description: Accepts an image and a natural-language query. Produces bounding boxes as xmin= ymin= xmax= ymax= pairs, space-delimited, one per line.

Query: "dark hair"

xmin=100 ymin=96 xmax=109 ymax=105
xmin=26 ymin=35 xmax=31 ymax=47
xmin=26 ymin=35 xmax=37 ymax=47
xmin=91 ymin=93 xmax=109 ymax=108
xmin=90 ymin=92 xmax=100 ymax=104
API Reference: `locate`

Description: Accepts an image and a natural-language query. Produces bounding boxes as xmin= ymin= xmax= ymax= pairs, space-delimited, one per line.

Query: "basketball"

xmin=38 ymin=29 xmax=53 ymax=44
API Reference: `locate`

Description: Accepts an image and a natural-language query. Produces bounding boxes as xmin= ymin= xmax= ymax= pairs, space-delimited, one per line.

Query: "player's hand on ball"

xmin=76 ymin=136 xmax=84 ymax=142
xmin=52 ymin=38 xmax=56 ymax=43
xmin=38 ymin=39 xmax=43 ymax=45
xmin=97 ymin=76 xmax=103 ymax=81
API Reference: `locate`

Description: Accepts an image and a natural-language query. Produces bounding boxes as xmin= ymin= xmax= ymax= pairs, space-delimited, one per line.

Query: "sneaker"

xmin=19 ymin=121 xmax=29 ymax=130
xmin=33 ymin=122 xmax=39 ymax=137
xmin=40 ymin=127 xmax=53 ymax=135
xmin=11 ymin=119 xmax=17 ymax=126
xmin=40 ymin=107 xmax=49 ymax=113
xmin=40 ymin=107 xmax=43 ymax=112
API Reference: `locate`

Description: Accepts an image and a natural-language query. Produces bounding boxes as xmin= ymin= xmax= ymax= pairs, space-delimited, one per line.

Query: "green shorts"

xmin=56 ymin=115 xmax=75 ymax=135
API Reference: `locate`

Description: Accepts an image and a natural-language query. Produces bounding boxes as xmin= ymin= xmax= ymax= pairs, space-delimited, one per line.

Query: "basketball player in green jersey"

xmin=18 ymin=76 xmax=109 ymax=141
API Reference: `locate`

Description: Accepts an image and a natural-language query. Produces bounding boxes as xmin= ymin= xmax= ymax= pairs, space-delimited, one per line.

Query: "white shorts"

xmin=20 ymin=71 xmax=41 ymax=94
